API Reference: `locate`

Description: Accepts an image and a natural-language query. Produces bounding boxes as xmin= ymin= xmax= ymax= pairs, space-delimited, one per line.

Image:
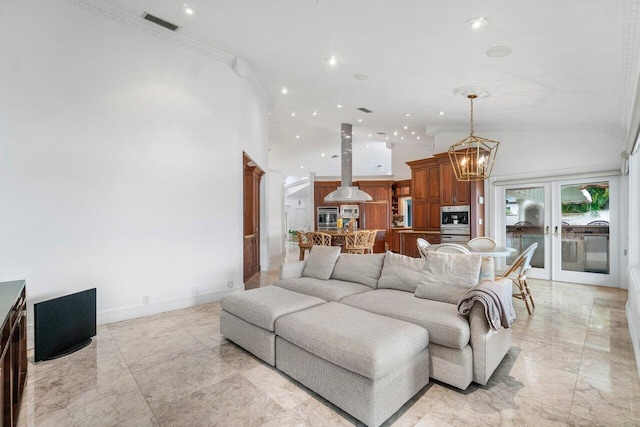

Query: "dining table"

xmin=464 ymin=245 xmax=517 ymax=258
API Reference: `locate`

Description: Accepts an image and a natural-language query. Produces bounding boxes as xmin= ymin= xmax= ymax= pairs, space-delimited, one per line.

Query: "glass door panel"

xmin=501 ymin=183 xmax=551 ymax=279
xmin=552 ymin=177 xmax=618 ymax=286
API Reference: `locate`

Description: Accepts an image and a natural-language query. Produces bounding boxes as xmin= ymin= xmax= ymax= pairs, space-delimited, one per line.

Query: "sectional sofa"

xmin=220 ymin=246 xmax=513 ymax=427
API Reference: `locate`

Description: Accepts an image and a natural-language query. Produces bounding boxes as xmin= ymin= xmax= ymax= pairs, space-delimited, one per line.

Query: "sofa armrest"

xmin=469 ymin=277 xmax=513 ymax=385
xmin=279 ymin=260 xmax=307 ymax=279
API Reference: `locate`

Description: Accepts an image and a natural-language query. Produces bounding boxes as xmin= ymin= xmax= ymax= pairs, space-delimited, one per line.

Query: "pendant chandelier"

xmin=448 ymin=91 xmax=500 ymax=181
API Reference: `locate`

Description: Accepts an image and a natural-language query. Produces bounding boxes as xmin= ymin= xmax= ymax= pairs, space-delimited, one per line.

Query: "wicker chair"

xmin=297 ymin=231 xmax=312 ymax=261
xmin=416 ymin=238 xmax=430 ymax=259
xmin=433 ymin=243 xmax=470 ymax=254
xmin=344 ymin=231 xmax=370 ymax=254
xmin=467 ymin=237 xmax=498 ymax=251
xmin=306 ymin=232 xmax=332 ymax=248
xmin=365 ymin=230 xmax=378 ymax=254
xmin=498 ymin=243 xmax=538 ymax=315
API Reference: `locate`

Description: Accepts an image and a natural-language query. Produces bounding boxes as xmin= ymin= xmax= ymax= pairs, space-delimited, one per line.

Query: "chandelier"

xmin=448 ymin=91 xmax=500 ymax=181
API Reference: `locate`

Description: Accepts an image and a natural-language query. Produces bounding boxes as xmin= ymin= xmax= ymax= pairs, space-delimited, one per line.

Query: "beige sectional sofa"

xmin=220 ymin=248 xmax=513 ymax=426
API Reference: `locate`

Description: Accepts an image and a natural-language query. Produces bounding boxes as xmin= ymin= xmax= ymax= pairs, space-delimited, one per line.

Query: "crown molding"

xmin=64 ymin=0 xmax=274 ymax=109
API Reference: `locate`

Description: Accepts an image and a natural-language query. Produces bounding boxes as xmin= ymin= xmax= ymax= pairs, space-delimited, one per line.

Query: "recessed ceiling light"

xmin=366 ymin=145 xmax=369 ymax=148
xmin=281 ymin=86 xmax=288 ymax=94
xmin=353 ymin=74 xmax=370 ymax=81
xmin=417 ymin=136 xmax=421 ymax=140
xmin=300 ymin=165 xmax=304 ymax=169
xmin=403 ymin=125 xmax=408 ymax=130
xmin=181 ymin=4 xmax=198 ymax=15
xmin=358 ymin=119 xmax=363 ymax=122
xmin=401 ymin=137 xmax=405 ymax=140
xmin=439 ymin=111 xmax=445 ymax=115
xmin=405 ymin=113 xmax=411 ymax=117
xmin=466 ymin=17 xmax=488 ymax=30
xmin=321 ymin=153 xmax=325 ymax=157
xmin=386 ymin=137 xmax=389 ymax=140
xmin=326 ymin=55 xmax=338 ymax=66
xmin=368 ymin=134 xmax=372 ymax=137
xmin=312 ymin=111 xmax=318 ymax=116
xmin=486 ymin=46 xmax=514 ymax=58
xmin=411 ymin=131 xmax=415 ymax=135
xmin=291 ymin=112 xmax=296 ymax=117
xmin=296 ymin=135 xmax=300 ymax=139
xmin=337 ymin=104 xmax=342 ymax=108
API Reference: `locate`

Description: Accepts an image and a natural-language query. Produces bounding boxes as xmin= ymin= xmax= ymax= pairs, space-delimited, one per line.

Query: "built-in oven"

xmin=440 ymin=205 xmax=471 ymax=241
xmin=317 ymin=207 xmax=339 ymax=231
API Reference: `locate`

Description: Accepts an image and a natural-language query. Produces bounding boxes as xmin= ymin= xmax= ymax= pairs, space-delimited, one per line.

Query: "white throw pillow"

xmin=302 ymin=245 xmax=342 ymax=280
xmin=414 ymin=251 xmax=482 ymax=304
xmin=479 ymin=256 xmax=495 ymax=281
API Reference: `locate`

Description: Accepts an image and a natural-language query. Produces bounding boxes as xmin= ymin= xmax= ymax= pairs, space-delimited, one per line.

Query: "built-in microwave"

xmin=340 ymin=205 xmax=359 ymax=219
xmin=440 ymin=205 xmax=471 ymax=237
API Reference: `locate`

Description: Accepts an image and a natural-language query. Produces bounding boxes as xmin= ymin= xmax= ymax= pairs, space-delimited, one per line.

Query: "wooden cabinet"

xmin=437 ymin=155 xmax=470 ymax=206
xmin=399 ymin=232 xmax=441 ymax=258
xmin=0 ymin=281 xmax=26 ymax=427
xmin=357 ymin=181 xmax=393 ymax=253
xmin=407 ymin=158 xmax=440 ymax=231
xmin=314 ymin=181 xmax=341 ymax=209
xmin=243 ymin=154 xmax=264 ymax=282
xmin=391 ymin=179 xmax=411 ymax=218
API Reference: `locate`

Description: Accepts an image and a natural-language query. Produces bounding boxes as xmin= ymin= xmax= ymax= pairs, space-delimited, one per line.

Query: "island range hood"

xmin=324 ymin=123 xmax=373 ymax=203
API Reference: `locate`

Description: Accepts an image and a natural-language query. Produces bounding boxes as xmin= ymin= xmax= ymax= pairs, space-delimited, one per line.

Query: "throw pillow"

xmin=414 ymin=251 xmax=483 ymax=304
xmin=479 ymin=256 xmax=495 ymax=281
xmin=331 ymin=253 xmax=386 ymax=288
xmin=377 ymin=251 xmax=425 ymax=292
xmin=302 ymin=245 xmax=342 ymax=280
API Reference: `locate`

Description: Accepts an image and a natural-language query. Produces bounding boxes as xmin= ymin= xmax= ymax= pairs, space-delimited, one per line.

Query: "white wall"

xmin=0 ymin=0 xmax=269 ymax=331
xmin=268 ymin=171 xmax=285 ymax=260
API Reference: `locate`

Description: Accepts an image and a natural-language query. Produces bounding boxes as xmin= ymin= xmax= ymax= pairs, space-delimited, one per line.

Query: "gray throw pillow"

xmin=479 ymin=256 xmax=495 ymax=281
xmin=302 ymin=245 xmax=342 ymax=280
xmin=377 ymin=251 xmax=425 ymax=292
xmin=331 ymin=253 xmax=386 ymax=288
xmin=414 ymin=251 xmax=482 ymax=304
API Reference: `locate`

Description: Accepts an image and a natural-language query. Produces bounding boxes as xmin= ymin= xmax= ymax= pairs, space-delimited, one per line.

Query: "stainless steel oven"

xmin=317 ymin=207 xmax=339 ymax=231
xmin=440 ymin=205 xmax=470 ymax=241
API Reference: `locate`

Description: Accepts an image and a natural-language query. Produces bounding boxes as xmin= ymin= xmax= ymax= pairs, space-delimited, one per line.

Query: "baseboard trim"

xmin=27 ymin=288 xmax=240 ymax=349
xmin=627 ymin=267 xmax=640 ymax=381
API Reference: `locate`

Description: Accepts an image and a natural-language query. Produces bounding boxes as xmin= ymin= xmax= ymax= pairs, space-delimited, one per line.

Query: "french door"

xmin=497 ymin=176 xmax=619 ymax=286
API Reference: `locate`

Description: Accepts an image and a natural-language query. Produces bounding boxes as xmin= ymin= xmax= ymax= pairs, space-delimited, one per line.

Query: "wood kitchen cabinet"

xmin=407 ymin=158 xmax=440 ymax=231
xmin=0 ymin=281 xmax=27 ymax=427
xmin=391 ymin=180 xmax=411 ymax=218
xmin=437 ymin=154 xmax=470 ymax=206
xmin=356 ymin=181 xmax=393 ymax=253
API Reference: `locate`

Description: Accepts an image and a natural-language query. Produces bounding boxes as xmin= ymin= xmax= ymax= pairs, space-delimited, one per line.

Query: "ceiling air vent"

xmin=377 ymin=132 xmax=386 ymax=135
xmin=331 ymin=155 xmax=339 ymax=159
xmin=142 ymin=12 xmax=180 ymax=31
xmin=357 ymin=107 xmax=373 ymax=113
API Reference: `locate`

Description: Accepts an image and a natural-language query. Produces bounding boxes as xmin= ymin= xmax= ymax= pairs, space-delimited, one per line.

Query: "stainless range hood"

xmin=324 ymin=123 xmax=373 ymax=203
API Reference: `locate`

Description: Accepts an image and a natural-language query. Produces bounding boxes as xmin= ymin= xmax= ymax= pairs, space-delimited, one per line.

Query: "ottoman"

xmin=275 ymin=302 xmax=430 ymax=427
xmin=220 ymin=286 xmax=325 ymax=365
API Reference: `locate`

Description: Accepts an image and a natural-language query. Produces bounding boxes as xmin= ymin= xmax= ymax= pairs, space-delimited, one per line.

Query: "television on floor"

xmin=34 ymin=288 xmax=97 ymax=362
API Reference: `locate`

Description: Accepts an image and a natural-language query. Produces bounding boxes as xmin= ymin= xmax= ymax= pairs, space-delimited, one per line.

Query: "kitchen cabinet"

xmin=399 ymin=231 xmax=440 ymax=258
xmin=356 ymin=181 xmax=393 ymax=253
xmin=0 ymin=280 xmax=27 ymax=427
xmin=438 ymin=155 xmax=470 ymax=206
xmin=391 ymin=180 xmax=411 ymax=218
xmin=407 ymin=158 xmax=440 ymax=231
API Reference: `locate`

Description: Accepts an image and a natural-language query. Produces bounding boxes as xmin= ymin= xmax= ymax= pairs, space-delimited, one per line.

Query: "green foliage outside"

xmin=561 ymin=186 xmax=609 ymax=215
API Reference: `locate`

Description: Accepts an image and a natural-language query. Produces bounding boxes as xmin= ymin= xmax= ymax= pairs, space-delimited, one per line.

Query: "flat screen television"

xmin=34 ymin=288 xmax=96 ymax=362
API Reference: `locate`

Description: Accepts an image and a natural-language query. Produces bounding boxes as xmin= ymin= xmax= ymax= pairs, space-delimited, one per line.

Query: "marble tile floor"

xmin=18 ymin=277 xmax=640 ymax=426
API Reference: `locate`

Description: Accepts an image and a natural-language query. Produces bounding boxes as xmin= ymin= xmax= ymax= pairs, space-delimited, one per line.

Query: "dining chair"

xmin=433 ymin=243 xmax=471 ymax=254
xmin=365 ymin=230 xmax=378 ymax=254
xmin=297 ymin=231 xmax=311 ymax=261
xmin=467 ymin=237 xmax=498 ymax=251
xmin=344 ymin=231 xmax=369 ymax=254
xmin=307 ymin=232 xmax=332 ymax=247
xmin=498 ymin=243 xmax=538 ymax=315
xmin=416 ymin=238 xmax=430 ymax=259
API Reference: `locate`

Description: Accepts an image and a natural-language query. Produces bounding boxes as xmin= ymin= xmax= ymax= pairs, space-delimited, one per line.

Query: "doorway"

xmin=243 ymin=153 xmax=264 ymax=283
xmin=497 ymin=176 xmax=619 ymax=286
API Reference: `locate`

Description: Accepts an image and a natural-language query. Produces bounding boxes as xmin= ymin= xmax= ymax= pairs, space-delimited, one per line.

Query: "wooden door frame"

xmin=243 ymin=152 xmax=264 ymax=283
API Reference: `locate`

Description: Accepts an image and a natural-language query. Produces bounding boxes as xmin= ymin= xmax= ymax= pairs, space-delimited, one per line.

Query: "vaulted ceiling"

xmin=100 ymin=0 xmax=639 ymax=176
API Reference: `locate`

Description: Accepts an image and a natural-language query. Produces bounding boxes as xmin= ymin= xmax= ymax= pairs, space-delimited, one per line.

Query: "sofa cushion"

xmin=302 ymin=245 xmax=341 ymax=280
xmin=274 ymin=277 xmax=373 ymax=302
xmin=330 ymin=253 xmax=386 ymax=289
xmin=414 ymin=251 xmax=482 ymax=304
xmin=341 ymin=289 xmax=470 ymax=349
xmin=377 ymin=251 xmax=425 ymax=292
xmin=275 ymin=302 xmax=429 ymax=380
xmin=220 ymin=286 xmax=326 ymax=331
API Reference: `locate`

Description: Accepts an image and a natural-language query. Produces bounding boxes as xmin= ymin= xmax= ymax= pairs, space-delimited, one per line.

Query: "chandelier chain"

xmin=469 ymin=94 xmax=476 ymax=136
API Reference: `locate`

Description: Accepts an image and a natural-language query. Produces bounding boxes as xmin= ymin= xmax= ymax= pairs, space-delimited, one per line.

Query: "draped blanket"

xmin=457 ymin=280 xmax=516 ymax=331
